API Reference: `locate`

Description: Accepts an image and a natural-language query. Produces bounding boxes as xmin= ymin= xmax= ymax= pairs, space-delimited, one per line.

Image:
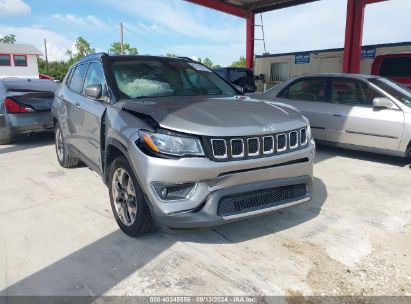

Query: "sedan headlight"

xmin=139 ymin=130 xmax=205 ymax=157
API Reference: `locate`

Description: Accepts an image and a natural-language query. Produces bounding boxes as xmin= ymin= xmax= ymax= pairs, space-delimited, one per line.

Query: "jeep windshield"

xmin=110 ymin=59 xmax=237 ymax=99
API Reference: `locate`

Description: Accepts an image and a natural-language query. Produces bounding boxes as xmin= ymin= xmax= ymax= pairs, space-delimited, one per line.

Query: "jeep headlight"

xmin=139 ymin=130 xmax=205 ymax=157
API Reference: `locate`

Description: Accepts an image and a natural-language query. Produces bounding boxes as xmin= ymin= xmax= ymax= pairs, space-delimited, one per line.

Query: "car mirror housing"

xmin=373 ymin=97 xmax=394 ymax=109
xmin=84 ymin=84 xmax=102 ymax=100
xmin=233 ymin=84 xmax=244 ymax=93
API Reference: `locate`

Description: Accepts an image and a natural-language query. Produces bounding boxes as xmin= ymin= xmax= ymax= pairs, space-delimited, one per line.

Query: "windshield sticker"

xmin=189 ymin=63 xmax=212 ymax=72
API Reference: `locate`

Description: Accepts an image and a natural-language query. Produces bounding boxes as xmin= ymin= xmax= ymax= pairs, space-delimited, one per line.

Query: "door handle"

xmin=74 ymin=102 xmax=81 ymax=107
xmin=332 ymin=113 xmax=343 ymax=117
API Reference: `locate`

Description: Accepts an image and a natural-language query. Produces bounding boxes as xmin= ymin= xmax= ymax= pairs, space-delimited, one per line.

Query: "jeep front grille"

xmin=217 ymin=183 xmax=307 ymax=216
xmin=211 ymin=139 xmax=227 ymax=159
xmin=205 ymin=127 xmax=309 ymax=161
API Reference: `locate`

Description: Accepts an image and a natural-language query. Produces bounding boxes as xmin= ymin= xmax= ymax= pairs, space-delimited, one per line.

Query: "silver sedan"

xmin=253 ymin=73 xmax=411 ymax=158
xmin=0 ymin=78 xmax=58 ymax=144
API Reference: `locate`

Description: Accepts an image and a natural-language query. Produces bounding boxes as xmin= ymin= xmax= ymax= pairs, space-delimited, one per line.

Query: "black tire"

xmin=0 ymin=138 xmax=11 ymax=145
xmin=108 ymin=156 xmax=155 ymax=237
xmin=55 ymin=122 xmax=79 ymax=168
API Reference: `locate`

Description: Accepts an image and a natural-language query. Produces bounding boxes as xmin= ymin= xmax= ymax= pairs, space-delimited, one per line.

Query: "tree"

xmin=37 ymin=58 xmax=70 ymax=81
xmin=0 ymin=34 xmax=16 ymax=43
xmin=66 ymin=37 xmax=95 ymax=64
xmin=109 ymin=42 xmax=138 ymax=55
xmin=196 ymin=57 xmax=220 ymax=69
xmin=230 ymin=56 xmax=246 ymax=68
xmin=165 ymin=53 xmax=177 ymax=58
xmin=202 ymin=57 xmax=214 ymax=69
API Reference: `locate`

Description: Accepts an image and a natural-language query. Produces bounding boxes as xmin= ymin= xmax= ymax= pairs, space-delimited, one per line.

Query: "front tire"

xmin=108 ymin=156 xmax=155 ymax=237
xmin=55 ymin=122 xmax=79 ymax=168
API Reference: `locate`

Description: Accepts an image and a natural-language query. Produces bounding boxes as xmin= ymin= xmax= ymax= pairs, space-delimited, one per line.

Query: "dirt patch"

xmin=284 ymin=225 xmax=411 ymax=297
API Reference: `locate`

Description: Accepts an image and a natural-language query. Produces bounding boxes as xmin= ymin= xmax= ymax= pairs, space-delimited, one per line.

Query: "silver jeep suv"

xmin=52 ymin=54 xmax=315 ymax=236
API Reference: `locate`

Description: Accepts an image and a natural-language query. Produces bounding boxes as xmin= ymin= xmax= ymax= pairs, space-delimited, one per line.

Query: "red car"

xmin=371 ymin=53 xmax=411 ymax=88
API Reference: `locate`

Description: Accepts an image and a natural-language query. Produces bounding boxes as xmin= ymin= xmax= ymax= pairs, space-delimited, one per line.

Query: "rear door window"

xmin=279 ymin=78 xmax=327 ymax=102
xmin=69 ymin=64 xmax=88 ymax=93
xmin=331 ymin=78 xmax=382 ymax=106
xmin=379 ymin=57 xmax=411 ymax=77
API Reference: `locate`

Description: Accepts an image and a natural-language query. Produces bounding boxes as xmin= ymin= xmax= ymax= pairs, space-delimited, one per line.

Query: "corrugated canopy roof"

xmin=0 ymin=43 xmax=42 ymax=55
xmin=220 ymin=0 xmax=318 ymax=13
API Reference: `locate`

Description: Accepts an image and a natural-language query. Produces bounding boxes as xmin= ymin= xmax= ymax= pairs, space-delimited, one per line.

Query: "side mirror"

xmin=373 ymin=97 xmax=394 ymax=109
xmin=84 ymin=84 xmax=102 ymax=100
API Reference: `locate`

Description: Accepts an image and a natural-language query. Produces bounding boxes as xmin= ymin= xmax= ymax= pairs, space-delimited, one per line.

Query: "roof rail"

xmin=177 ymin=56 xmax=196 ymax=62
xmin=77 ymin=52 xmax=108 ymax=63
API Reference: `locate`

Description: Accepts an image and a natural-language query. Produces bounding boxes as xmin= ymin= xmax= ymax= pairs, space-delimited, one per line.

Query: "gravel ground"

xmin=0 ymin=134 xmax=410 ymax=298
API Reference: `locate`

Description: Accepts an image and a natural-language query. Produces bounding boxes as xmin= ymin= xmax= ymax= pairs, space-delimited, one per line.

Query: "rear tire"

xmin=0 ymin=138 xmax=11 ymax=145
xmin=55 ymin=122 xmax=79 ymax=168
xmin=108 ymin=156 xmax=155 ymax=237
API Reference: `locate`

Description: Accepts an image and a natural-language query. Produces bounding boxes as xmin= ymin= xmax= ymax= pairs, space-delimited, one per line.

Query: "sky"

xmin=0 ymin=0 xmax=410 ymax=66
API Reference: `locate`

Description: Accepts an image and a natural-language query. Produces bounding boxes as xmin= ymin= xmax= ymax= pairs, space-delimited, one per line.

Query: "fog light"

xmin=161 ymin=188 xmax=168 ymax=198
xmin=152 ymin=182 xmax=197 ymax=201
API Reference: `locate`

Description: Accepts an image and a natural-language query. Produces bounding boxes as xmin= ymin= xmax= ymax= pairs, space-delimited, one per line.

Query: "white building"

xmin=254 ymin=41 xmax=411 ymax=92
xmin=0 ymin=43 xmax=42 ymax=78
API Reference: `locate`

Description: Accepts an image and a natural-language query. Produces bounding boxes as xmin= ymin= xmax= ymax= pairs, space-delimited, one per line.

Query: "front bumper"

xmin=128 ymin=138 xmax=315 ymax=229
xmin=153 ymin=176 xmax=312 ymax=229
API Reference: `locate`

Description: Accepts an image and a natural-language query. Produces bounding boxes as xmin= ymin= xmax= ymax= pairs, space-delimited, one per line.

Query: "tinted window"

xmin=213 ymin=69 xmax=225 ymax=78
xmin=13 ymin=55 xmax=27 ymax=67
xmin=83 ymin=62 xmax=106 ymax=94
xmin=0 ymin=54 xmax=11 ymax=66
xmin=332 ymin=78 xmax=382 ymax=106
xmin=111 ymin=60 xmax=236 ymax=99
xmin=280 ymin=78 xmax=326 ymax=102
xmin=229 ymin=69 xmax=252 ymax=86
xmin=69 ymin=64 xmax=88 ymax=93
xmin=379 ymin=57 xmax=411 ymax=77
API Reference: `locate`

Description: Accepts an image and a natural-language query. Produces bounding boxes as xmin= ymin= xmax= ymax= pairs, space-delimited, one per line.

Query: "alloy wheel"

xmin=55 ymin=127 xmax=64 ymax=162
xmin=111 ymin=168 xmax=138 ymax=226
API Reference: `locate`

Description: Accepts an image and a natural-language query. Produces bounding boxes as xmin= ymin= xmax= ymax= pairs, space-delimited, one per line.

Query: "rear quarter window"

xmin=379 ymin=57 xmax=411 ymax=77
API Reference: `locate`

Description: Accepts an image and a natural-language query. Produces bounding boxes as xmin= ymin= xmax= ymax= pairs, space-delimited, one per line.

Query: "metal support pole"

xmin=120 ymin=21 xmax=124 ymax=55
xmin=44 ymin=38 xmax=49 ymax=74
xmin=343 ymin=0 xmax=387 ymax=73
xmin=246 ymin=12 xmax=255 ymax=69
xmin=350 ymin=1 xmax=365 ymax=73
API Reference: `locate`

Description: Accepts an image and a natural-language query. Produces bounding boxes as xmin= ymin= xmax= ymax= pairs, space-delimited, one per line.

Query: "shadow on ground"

xmin=0 ymin=177 xmax=326 ymax=297
xmin=315 ymin=143 xmax=410 ymax=168
xmin=0 ymin=133 xmax=54 ymax=155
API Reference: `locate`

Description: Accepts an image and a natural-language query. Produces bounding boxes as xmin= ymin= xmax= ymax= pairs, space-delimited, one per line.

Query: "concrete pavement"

xmin=0 ymin=134 xmax=410 ymax=296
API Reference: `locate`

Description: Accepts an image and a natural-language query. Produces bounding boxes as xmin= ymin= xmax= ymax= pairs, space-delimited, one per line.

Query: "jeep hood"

xmin=121 ymin=96 xmax=306 ymax=137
